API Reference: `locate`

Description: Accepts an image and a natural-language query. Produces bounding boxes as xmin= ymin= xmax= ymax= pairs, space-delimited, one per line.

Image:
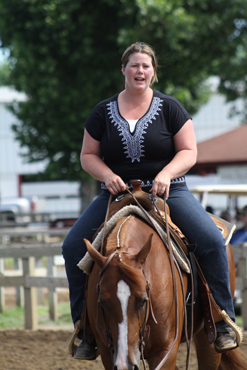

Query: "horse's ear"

xmin=135 ymin=233 xmax=153 ymax=264
xmin=84 ymin=239 xmax=107 ymax=268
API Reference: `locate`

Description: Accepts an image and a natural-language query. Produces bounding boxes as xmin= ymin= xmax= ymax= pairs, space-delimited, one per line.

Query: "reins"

xmin=126 ymin=189 xmax=181 ymax=370
xmin=125 ymin=188 xmax=195 ymax=370
xmin=154 ymin=198 xmax=194 ymax=369
xmin=99 ymin=186 xmax=194 ymax=370
xmin=100 ymin=193 xmax=113 ymax=255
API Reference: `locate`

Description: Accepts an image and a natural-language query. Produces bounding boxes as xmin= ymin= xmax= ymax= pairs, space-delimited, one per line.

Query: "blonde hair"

xmin=121 ymin=42 xmax=158 ymax=85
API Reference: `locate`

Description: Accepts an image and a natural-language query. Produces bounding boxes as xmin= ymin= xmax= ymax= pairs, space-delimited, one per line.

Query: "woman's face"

xmin=122 ymin=52 xmax=154 ymax=93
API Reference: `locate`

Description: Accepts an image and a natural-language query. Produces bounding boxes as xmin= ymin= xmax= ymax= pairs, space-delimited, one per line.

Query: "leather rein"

xmin=98 ymin=189 xmax=194 ymax=370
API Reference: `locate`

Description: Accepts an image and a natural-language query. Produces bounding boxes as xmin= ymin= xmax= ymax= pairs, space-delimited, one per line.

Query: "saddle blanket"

xmin=78 ymin=205 xmax=191 ymax=275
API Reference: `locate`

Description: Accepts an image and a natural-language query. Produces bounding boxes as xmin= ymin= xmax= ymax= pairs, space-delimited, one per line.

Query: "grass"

xmin=236 ymin=315 xmax=243 ymax=328
xmin=0 ymin=303 xmax=243 ymax=332
xmin=0 ymin=306 xmax=24 ymax=328
xmin=0 ymin=301 xmax=72 ymax=329
xmin=4 ymin=256 xmax=48 ymax=270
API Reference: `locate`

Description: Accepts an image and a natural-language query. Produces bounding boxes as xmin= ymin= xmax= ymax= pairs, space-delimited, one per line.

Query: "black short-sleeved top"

xmin=85 ymin=89 xmax=192 ymax=189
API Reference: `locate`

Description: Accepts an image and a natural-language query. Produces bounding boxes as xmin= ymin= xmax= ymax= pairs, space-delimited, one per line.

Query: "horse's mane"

xmin=104 ymin=216 xmax=131 ymax=255
xmin=106 ymin=215 xmax=146 ymax=288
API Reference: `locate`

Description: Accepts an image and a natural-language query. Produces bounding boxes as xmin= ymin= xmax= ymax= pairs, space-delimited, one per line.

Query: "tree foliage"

xmin=0 ymin=62 xmax=10 ymax=85
xmin=0 ymin=0 xmax=246 ymax=181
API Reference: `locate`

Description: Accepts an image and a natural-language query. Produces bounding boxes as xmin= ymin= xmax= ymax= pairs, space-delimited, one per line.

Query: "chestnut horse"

xmin=82 ymin=205 xmax=246 ymax=370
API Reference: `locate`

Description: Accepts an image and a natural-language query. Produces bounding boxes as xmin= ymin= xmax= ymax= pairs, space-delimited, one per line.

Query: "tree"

xmin=0 ymin=62 xmax=10 ymax=85
xmin=130 ymin=0 xmax=247 ymax=115
xmin=0 ymin=0 xmax=246 ymax=209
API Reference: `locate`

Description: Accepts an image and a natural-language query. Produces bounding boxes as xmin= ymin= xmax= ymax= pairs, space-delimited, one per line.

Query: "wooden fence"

xmin=0 ymin=228 xmax=247 ymax=330
xmin=0 ymin=227 xmax=69 ymax=330
xmin=231 ymin=242 xmax=247 ymax=329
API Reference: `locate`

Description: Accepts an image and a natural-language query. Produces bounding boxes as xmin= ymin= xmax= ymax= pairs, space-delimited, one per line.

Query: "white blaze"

xmin=115 ymin=280 xmax=131 ymax=367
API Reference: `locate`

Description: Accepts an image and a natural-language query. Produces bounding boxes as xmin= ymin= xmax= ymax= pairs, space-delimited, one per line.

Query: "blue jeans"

xmin=62 ymin=185 xmax=235 ymax=331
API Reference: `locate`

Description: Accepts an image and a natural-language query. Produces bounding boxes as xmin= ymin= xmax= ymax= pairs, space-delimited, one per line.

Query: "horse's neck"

xmin=105 ymin=216 xmax=131 ymax=255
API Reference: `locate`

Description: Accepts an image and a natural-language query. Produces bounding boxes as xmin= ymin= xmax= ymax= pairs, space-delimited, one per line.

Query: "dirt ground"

xmin=1 ymin=290 xmax=247 ymax=370
xmin=1 ymin=328 xmax=247 ymax=370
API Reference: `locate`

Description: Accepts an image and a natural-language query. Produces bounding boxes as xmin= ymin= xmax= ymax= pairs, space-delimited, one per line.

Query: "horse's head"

xmin=84 ymin=234 xmax=153 ymax=370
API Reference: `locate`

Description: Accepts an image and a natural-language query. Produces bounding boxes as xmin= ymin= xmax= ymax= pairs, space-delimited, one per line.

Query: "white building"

xmin=193 ymin=93 xmax=245 ymax=143
xmin=0 ymin=86 xmax=80 ymax=215
xmin=0 ymin=87 xmax=46 ymax=198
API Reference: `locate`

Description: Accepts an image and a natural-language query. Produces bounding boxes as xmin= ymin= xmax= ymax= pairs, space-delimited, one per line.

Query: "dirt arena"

xmin=1 ymin=290 xmax=246 ymax=370
xmin=0 ymin=328 xmax=246 ymax=370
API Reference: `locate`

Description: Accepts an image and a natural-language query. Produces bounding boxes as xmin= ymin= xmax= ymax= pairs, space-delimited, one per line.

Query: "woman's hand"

xmin=150 ymin=172 xmax=171 ymax=199
xmin=149 ymin=119 xmax=197 ymax=200
xmin=104 ymin=174 xmax=129 ymax=195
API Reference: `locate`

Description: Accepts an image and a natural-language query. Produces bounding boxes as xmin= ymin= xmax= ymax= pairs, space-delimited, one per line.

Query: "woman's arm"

xmin=80 ymin=129 xmax=127 ymax=194
xmin=151 ymin=119 xmax=197 ymax=199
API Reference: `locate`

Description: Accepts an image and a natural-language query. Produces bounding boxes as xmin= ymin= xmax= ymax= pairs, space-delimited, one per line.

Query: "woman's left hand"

xmin=150 ymin=172 xmax=171 ymax=199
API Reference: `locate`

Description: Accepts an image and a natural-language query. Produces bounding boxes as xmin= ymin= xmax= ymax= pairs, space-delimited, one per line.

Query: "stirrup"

xmin=68 ymin=320 xmax=81 ymax=356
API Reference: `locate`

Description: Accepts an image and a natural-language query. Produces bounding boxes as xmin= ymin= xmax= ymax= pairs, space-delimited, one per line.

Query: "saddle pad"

xmin=78 ymin=205 xmax=191 ymax=275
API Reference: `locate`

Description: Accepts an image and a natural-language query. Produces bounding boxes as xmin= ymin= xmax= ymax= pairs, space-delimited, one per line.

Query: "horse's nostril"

xmin=134 ymin=365 xmax=139 ymax=370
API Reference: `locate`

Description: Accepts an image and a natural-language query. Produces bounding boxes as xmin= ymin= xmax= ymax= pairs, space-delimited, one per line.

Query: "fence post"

xmin=239 ymin=252 xmax=247 ymax=330
xmin=0 ymin=258 xmax=5 ymax=313
xmin=23 ymin=256 xmax=37 ymax=330
xmin=243 ymin=277 xmax=247 ymax=330
xmin=35 ymin=257 xmax=45 ymax=305
xmin=15 ymin=258 xmax=24 ymax=307
xmin=47 ymin=256 xmax=58 ymax=321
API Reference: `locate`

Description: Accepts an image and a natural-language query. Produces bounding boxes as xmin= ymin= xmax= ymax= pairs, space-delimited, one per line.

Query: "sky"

xmin=0 ymin=48 xmax=9 ymax=64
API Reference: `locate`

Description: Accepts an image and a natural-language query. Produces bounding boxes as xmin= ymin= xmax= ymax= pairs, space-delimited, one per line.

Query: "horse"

xmin=78 ymin=184 xmax=247 ymax=370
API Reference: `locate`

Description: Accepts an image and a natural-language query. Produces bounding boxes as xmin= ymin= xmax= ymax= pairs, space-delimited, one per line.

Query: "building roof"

xmin=196 ymin=125 xmax=247 ymax=167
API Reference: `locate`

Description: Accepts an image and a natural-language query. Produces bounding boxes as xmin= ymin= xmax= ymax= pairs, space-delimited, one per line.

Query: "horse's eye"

xmin=99 ymin=297 xmax=106 ymax=308
xmin=139 ymin=296 xmax=148 ymax=309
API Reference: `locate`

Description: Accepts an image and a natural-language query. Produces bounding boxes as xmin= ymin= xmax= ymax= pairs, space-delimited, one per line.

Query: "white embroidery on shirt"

xmin=107 ymin=97 xmax=163 ymax=162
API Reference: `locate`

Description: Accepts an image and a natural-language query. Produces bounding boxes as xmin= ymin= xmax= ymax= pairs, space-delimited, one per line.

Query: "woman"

xmin=62 ymin=42 xmax=236 ymax=359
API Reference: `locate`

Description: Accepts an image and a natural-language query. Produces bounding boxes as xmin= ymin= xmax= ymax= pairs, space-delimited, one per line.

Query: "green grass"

xmin=235 ymin=315 xmax=243 ymax=328
xmin=0 ymin=306 xmax=24 ymax=328
xmin=37 ymin=301 xmax=71 ymax=325
xmin=0 ymin=301 xmax=71 ymax=329
xmin=0 ymin=303 xmax=243 ymax=332
xmin=4 ymin=258 xmax=14 ymax=269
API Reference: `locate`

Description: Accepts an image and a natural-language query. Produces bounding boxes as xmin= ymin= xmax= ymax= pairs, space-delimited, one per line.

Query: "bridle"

xmin=96 ymin=249 xmax=157 ymax=369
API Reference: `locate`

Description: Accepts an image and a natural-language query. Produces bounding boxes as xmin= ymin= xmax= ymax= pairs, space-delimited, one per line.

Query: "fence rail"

xmin=0 ymin=227 xmax=69 ymax=330
xmin=0 ymin=229 xmax=247 ymax=330
xmin=231 ymin=243 xmax=247 ymax=329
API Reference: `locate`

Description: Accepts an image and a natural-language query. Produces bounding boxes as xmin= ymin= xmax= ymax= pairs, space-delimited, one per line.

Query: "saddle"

xmin=109 ymin=180 xmax=234 ymax=247
xmin=108 ymin=180 xmax=236 ymax=344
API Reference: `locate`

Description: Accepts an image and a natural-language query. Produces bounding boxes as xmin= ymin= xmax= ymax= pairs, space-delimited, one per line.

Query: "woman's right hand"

xmin=104 ymin=174 xmax=129 ymax=195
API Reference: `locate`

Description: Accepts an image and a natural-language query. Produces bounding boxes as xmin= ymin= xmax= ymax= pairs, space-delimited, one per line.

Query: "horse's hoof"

xmin=73 ymin=340 xmax=97 ymax=360
xmin=214 ymin=333 xmax=238 ymax=353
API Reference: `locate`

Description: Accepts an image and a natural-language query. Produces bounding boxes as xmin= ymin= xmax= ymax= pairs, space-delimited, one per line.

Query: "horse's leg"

xmin=147 ymin=342 xmax=180 ymax=370
xmin=194 ymin=327 xmax=221 ymax=370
